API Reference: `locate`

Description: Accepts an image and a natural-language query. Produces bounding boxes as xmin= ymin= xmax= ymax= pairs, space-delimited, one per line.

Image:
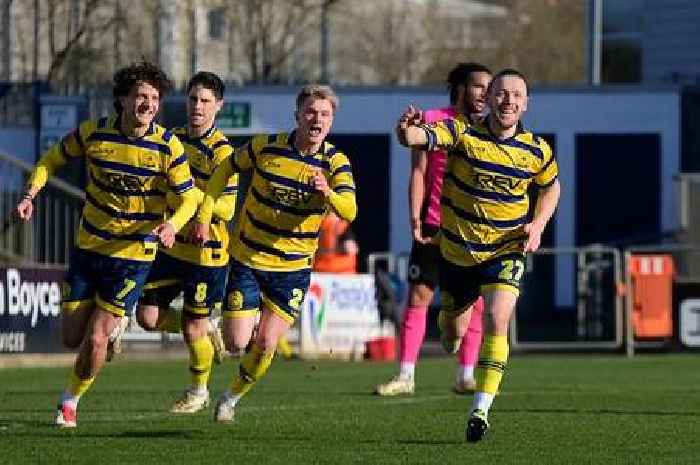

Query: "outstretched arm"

xmin=523 ymin=180 xmax=561 ymax=253
xmin=396 ymin=106 xmax=428 ymax=148
xmin=16 ymin=129 xmax=82 ymax=221
xmin=409 ymin=149 xmax=431 ymax=243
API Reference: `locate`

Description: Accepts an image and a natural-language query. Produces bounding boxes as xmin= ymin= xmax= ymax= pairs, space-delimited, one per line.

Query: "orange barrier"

xmin=365 ymin=336 xmax=396 ymax=361
xmin=629 ymin=255 xmax=674 ymax=338
xmin=313 ymin=253 xmax=357 ymax=273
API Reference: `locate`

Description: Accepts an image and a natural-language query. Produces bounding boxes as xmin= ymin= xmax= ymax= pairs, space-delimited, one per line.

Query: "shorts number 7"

xmin=115 ymin=278 xmax=137 ymax=301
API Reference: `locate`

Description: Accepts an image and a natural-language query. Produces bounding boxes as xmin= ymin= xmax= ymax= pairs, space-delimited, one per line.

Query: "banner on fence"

xmin=299 ymin=273 xmax=380 ymax=359
xmin=0 ymin=267 xmax=65 ymax=353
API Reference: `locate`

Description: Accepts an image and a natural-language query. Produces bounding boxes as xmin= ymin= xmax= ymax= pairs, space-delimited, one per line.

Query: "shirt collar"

xmin=483 ymin=115 xmax=525 ymax=140
xmin=287 ymin=129 xmax=327 ymax=156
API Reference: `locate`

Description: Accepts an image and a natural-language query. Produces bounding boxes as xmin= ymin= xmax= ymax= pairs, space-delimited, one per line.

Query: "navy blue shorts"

xmin=407 ymin=224 xmax=440 ymax=288
xmin=439 ymin=252 xmax=525 ymax=314
xmin=62 ymin=248 xmax=152 ymax=317
xmin=139 ymin=252 xmax=228 ymax=317
xmin=225 ymin=258 xmax=311 ymax=324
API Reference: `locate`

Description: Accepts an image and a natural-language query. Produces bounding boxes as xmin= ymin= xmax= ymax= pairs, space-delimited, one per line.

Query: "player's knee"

xmin=228 ymin=332 xmax=251 ymax=355
xmin=228 ymin=342 xmax=247 ymax=357
xmin=254 ymin=333 xmax=279 ymax=353
xmin=87 ymin=329 xmax=109 ymax=352
xmin=135 ymin=305 xmax=159 ymax=331
xmin=409 ymin=284 xmax=433 ymax=307
xmin=181 ymin=318 xmax=207 ymax=342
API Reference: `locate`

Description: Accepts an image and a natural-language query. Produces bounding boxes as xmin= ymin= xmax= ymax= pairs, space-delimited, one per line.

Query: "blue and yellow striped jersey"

xmin=28 ymin=116 xmax=197 ymax=262
xmin=199 ymin=132 xmax=357 ymax=272
xmin=423 ymin=116 xmax=559 ymax=267
xmin=164 ymin=126 xmax=238 ymax=267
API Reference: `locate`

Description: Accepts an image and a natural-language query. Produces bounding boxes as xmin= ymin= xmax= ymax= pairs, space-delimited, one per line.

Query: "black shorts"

xmin=139 ymin=252 xmax=228 ymax=318
xmin=407 ymin=224 xmax=440 ymax=288
xmin=439 ymin=252 xmax=525 ymax=314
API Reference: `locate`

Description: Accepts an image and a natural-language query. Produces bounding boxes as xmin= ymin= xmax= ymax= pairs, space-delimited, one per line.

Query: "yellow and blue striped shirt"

xmin=28 ymin=116 xmax=198 ymax=261
xmin=198 ymin=132 xmax=357 ymax=271
xmin=164 ymin=126 xmax=238 ymax=267
xmin=424 ymin=116 xmax=558 ymax=267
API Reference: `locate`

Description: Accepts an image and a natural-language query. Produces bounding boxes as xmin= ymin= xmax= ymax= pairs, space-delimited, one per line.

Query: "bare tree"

xmin=227 ymin=0 xmax=321 ymax=84
xmin=420 ymin=0 xmax=585 ymax=85
xmin=331 ymin=0 xmax=429 ymax=85
xmin=44 ymin=0 xmax=119 ymax=92
xmin=1 ymin=0 xmax=13 ymax=81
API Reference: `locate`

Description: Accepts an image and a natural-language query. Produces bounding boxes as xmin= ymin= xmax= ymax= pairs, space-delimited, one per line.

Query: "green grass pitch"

xmin=1 ymin=354 xmax=699 ymax=464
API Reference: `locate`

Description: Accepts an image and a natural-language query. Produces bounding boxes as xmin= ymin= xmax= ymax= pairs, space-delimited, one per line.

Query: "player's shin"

xmin=230 ymin=343 xmax=275 ymax=399
xmin=188 ymin=335 xmax=214 ymax=393
xmin=472 ymin=334 xmax=508 ymax=414
xmin=63 ymin=369 xmax=96 ymax=403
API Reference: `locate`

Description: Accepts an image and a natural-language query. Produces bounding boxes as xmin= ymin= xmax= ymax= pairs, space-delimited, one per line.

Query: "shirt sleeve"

xmin=27 ymin=121 xmax=90 ymax=192
xmin=534 ymin=140 xmax=559 ymax=187
xmin=196 ymin=153 xmax=235 ymax=224
xmin=212 ymin=143 xmax=239 ymax=222
xmin=327 ymin=152 xmax=357 ymax=222
xmin=422 ymin=117 xmax=467 ymax=152
xmin=167 ymin=138 xmax=195 ymax=195
xmin=197 ymin=135 xmax=264 ymax=223
xmin=165 ymin=136 xmax=197 ymax=231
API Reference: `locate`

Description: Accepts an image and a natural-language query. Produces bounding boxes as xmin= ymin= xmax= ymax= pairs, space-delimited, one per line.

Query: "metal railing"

xmin=369 ymin=246 xmax=626 ymax=353
xmin=511 ymin=245 xmax=623 ymax=351
xmin=0 ymin=150 xmax=84 ymax=267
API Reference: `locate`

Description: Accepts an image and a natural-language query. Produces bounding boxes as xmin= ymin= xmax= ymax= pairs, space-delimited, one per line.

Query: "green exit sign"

xmin=217 ymin=102 xmax=251 ymax=129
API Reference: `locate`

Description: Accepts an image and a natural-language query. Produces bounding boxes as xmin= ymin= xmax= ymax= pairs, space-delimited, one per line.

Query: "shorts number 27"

xmin=498 ymin=259 xmax=524 ymax=281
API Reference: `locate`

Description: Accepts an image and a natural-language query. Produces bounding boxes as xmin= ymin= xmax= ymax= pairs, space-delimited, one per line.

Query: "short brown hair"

xmin=296 ymin=84 xmax=339 ymax=113
xmin=489 ymin=68 xmax=529 ymax=96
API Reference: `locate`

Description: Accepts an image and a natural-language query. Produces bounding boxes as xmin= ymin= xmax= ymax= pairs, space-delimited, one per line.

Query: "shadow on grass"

xmin=7 ymin=427 xmax=207 ymax=439
xmin=498 ymin=407 xmax=700 ymax=417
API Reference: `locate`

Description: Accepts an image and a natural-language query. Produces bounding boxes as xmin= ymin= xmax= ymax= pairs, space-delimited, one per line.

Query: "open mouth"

xmin=309 ymin=126 xmax=323 ymax=137
xmin=498 ymin=107 xmax=516 ymax=117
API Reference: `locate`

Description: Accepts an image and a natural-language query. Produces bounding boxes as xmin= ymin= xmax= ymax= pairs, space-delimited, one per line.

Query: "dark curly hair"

xmin=187 ymin=71 xmax=225 ymax=100
xmin=447 ymin=62 xmax=492 ymax=105
xmin=112 ymin=61 xmax=173 ymax=113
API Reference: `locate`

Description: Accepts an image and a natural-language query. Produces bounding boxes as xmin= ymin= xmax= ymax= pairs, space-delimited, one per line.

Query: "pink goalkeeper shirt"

xmin=421 ymin=106 xmax=456 ymax=227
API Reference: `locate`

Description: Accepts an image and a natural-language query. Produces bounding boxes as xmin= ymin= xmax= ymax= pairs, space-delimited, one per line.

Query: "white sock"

xmin=399 ymin=362 xmax=415 ymax=380
xmin=472 ymin=392 xmax=495 ymax=415
xmin=457 ymin=365 xmax=474 ymax=383
xmin=222 ymin=389 xmax=242 ymax=407
xmin=190 ymin=385 xmax=208 ymax=396
xmin=60 ymin=391 xmax=79 ymax=408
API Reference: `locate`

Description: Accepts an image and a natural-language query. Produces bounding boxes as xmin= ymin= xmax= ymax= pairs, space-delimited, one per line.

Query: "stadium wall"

xmin=0 ymin=85 xmax=682 ymax=294
xmin=165 ymin=86 xmax=681 ymax=277
xmin=152 ymin=85 xmax=683 ymax=317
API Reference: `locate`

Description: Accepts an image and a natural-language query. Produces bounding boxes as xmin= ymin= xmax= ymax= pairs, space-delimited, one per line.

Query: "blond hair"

xmin=296 ymin=84 xmax=339 ymax=113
